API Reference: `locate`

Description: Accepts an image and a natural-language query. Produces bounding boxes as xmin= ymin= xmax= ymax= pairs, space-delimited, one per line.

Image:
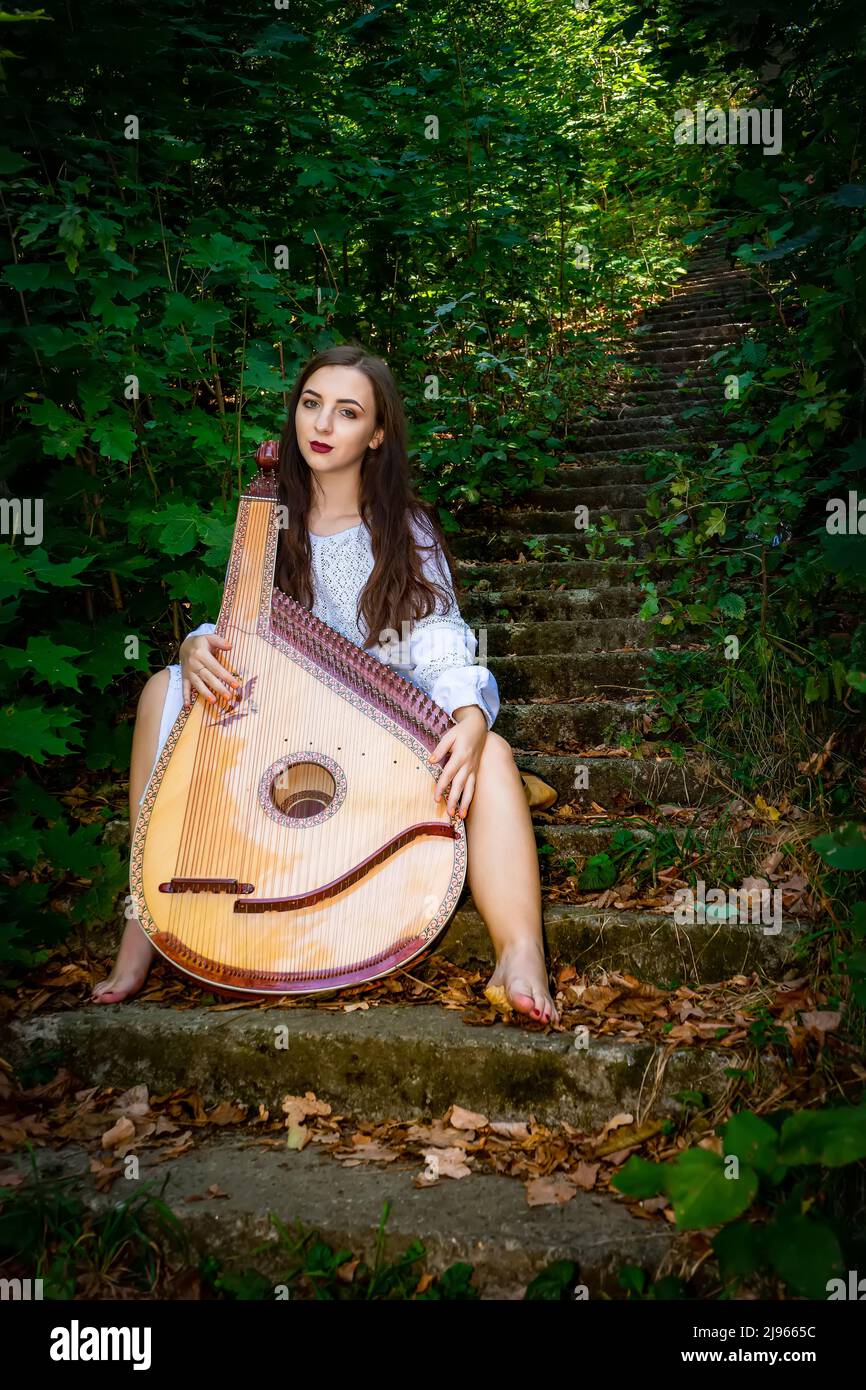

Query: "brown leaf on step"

xmin=567 ymin=1161 xmax=599 ymax=1190
xmin=281 ymin=1092 xmax=332 ymax=1125
xmin=101 ymin=1114 xmax=136 ymax=1150
xmin=484 ymin=983 xmax=513 ymax=1014
xmin=207 ymin=1100 xmax=248 ymax=1126
xmin=665 ymin=1022 xmax=697 ymax=1043
xmin=605 ymin=1144 xmax=640 ymax=1166
xmin=580 ymin=985 xmax=622 ymax=1012
xmin=489 ymin=1120 xmax=530 ymax=1139
xmin=447 ymin=1104 xmax=488 ymax=1130
xmin=406 ymin=1119 xmax=472 ymax=1148
xmin=800 ymin=1009 xmax=842 ymax=1038
xmin=112 ymin=1084 xmax=151 ymax=1118
xmin=521 ymin=772 xmax=557 ymax=810
xmin=206 ymin=1183 xmax=230 ymax=1199
xmin=415 ymin=1145 xmax=472 ymax=1184
xmin=640 ymin=1196 xmax=670 ymax=1215
xmin=593 ymin=1119 xmax=665 ymax=1158
xmin=89 ymin=1155 xmax=119 ymax=1193
xmin=340 ymin=1140 xmax=399 ymax=1165
xmin=0 ymin=1169 xmax=24 ymax=1188
xmin=525 ymin=1175 xmax=576 ymax=1206
xmin=337 ymin=1259 xmax=362 ymax=1285
xmin=151 ymin=1130 xmax=194 ymax=1162
xmin=595 ymin=1112 xmax=634 ymax=1145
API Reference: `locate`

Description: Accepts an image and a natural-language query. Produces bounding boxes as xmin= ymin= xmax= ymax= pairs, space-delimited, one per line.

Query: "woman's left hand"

xmin=428 ymin=706 xmax=488 ymax=819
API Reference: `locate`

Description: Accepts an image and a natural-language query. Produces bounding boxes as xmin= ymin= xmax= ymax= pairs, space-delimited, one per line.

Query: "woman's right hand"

xmin=180 ymin=632 xmax=238 ymax=709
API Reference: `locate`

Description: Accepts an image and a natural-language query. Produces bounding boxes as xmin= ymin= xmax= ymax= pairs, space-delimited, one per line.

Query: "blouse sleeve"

xmin=405 ymin=511 xmax=500 ymax=730
xmin=186 ymin=621 xmax=217 ymax=640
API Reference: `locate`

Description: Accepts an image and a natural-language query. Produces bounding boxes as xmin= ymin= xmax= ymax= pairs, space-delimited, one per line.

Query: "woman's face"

xmin=295 ymin=365 xmax=383 ymax=475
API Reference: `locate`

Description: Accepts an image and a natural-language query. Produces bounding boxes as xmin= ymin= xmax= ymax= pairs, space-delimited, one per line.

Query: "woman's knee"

xmin=482 ymin=730 xmax=515 ymax=766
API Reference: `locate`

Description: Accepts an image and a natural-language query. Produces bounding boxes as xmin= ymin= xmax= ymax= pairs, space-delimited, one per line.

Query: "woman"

xmin=92 ymin=344 xmax=559 ymax=1024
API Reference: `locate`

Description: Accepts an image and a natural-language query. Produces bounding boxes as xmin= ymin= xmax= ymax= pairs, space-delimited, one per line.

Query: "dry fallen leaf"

xmin=525 ymin=1175 xmax=576 ymax=1206
xmin=101 ymin=1115 xmax=135 ymax=1151
xmin=483 ymin=984 xmax=513 ymax=1014
xmin=489 ymin=1120 xmax=530 ymax=1139
xmin=415 ymin=1146 xmax=472 ymax=1184
xmin=207 ymin=1100 xmax=247 ymax=1126
xmin=447 ymin=1104 xmax=488 ymax=1130
xmin=567 ymin=1161 xmax=599 ymax=1190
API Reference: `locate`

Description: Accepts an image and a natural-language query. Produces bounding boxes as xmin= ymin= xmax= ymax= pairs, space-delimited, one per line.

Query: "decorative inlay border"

xmin=258 ymin=751 xmax=347 ymax=829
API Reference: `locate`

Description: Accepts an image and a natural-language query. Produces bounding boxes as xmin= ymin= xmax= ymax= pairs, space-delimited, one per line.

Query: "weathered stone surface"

xmin=5 ymin=1003 xmax=782 ymax=1129
xmin=12 ymin=1138 xmax=676 ymax=1300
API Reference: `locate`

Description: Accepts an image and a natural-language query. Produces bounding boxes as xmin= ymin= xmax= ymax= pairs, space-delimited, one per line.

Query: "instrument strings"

xmin=168 ymin=507 xmax=431 ymax=988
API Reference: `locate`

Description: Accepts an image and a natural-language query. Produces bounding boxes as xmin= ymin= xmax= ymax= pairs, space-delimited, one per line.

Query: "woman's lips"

xmin=310 ymin=441 xmax=334 ymax=453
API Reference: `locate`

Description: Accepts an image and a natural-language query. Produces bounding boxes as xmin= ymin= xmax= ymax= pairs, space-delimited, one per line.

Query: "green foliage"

xmin=614 ymin=1099 xmax=865 ymax=1297
xmin=624 ymin=1 xmax=866 ymax=812
xmin=0 ymin=1153 xmax=188 ymax=1298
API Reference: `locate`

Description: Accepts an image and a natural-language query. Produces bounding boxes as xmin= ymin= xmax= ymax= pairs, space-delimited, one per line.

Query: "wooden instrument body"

xmin=129 ymin=448 xmax=466 ymax=996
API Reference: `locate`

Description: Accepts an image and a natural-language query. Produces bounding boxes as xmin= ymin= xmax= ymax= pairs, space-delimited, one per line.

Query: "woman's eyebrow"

xmin=302 ymin=389 xmax=365 ymax=410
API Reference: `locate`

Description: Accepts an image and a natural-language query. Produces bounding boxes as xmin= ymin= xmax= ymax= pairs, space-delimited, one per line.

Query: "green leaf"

xmin=1 ymin=637 xmax=83 ymax=690
xmin=723 ymin=1111 xmax=779 ymax=1176
xmin=665 ymin=1148 xmax=758 ymax=1229
xmin=765 ymin=1213 xmax=844 ymax=1299
xmin=717 ymin=592 xmax=746 ymax=620
xmin=811 ymin=823 xmax=866 ymax=870
xmin=777 ymin=1103 xmax=866 ymax=1167
xmin=577 ymin=852 xmax=617 ymax=890
xmin=611 ymin=1155 xmax=667 ymax=1200
xmin=0 ymin=700 xmax=83 ymax=763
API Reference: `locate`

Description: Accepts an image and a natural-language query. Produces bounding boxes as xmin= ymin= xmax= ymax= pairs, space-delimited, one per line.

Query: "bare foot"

xmin=486 ymin=939 xmax=560 ymax=1024
xmin=90 ymin=917 xmax=156 ymax=1004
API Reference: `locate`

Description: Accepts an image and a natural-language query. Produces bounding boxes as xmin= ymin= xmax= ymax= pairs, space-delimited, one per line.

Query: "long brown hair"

xmin=273 ymin=344 xmax=461 ymax=650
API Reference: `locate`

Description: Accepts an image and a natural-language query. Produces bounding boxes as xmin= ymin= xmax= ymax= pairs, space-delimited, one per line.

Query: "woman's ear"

xmin=369 ymin=427 xmax=384 ymax=450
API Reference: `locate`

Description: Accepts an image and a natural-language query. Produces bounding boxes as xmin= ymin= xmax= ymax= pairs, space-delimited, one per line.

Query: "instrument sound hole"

xmin=271 ymin=761 xmax=337 ymax=820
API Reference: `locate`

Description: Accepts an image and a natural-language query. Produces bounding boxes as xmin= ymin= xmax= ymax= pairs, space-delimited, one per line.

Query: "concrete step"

xmin=626 ymin=346 xmax=736 ymax=366
xmin=521 ymin=461 xmax=651 ymax=487
xmin=635 ymin=311 xmax=752 ymax=330
xmin=510 ymin=750 xmax=709 ymax=805
xmin=19 ymin=1135 xmax=674 ymax=1300
xmin=464 ymin=586 xmax=646 ymax=622
xmin=462 ymin=508 xmax=649 ymax=536
xmin=457 ymin=559 xmax=660 ymax=588
xmin=5 ymin=1001 xmax=785 ymax=1131
xmin=626 ymin=324 xmax=744 ymax=347
xmin=451 ymin=532 xmax=654 ymax=562
xmin=447 ymin=901 xmax=800 ymax=982
xmin=487 ymin=652 xmax=655 ymax=698
xmin=495 ymin=697 xmax=648 ymax=747
xmin=567 ymin=428 xmax=707 ymax=451
xmin=518 ymin=482 xmax=651 ymax=508
xmin=482 ymin=618 xmax=649 ymax=656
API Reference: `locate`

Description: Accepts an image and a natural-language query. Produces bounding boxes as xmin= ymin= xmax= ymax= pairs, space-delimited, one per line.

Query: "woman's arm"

xmin=405 ymin=512 xmax=500 ymax=730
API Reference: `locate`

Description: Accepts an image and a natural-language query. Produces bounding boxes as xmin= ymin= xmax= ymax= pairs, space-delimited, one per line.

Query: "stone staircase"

xmin=6 ymin=246 xmax=804 ymax=1300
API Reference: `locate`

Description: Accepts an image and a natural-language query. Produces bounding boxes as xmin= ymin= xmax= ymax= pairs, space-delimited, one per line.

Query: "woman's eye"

xmin=301 ymin=399 xmax=356 ymax=419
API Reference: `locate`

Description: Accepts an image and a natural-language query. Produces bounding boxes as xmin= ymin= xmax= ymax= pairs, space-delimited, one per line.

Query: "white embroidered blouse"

xmin=186 ymin=511 xmax=500 ymax=729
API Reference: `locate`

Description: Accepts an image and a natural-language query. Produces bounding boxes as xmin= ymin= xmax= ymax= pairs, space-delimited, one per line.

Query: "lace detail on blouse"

xmin=187 ymin=512 xmax=500 ymax=728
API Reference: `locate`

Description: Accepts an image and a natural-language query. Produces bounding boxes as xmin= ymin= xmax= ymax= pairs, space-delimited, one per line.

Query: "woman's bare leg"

xmin=90 ymin=670 xmax=170 ymax=1003
xmin=462 ymin=732 xmax=559 ymax=1024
